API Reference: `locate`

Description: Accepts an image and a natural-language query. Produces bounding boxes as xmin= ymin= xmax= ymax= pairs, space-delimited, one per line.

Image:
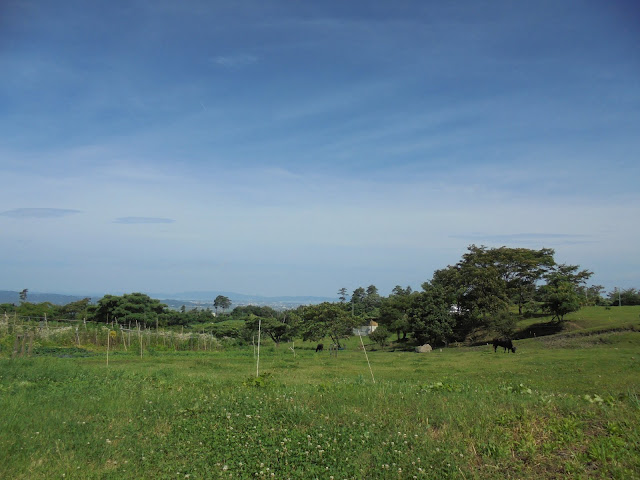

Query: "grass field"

xmin=1 ymin=307 xmax=639 ymax=479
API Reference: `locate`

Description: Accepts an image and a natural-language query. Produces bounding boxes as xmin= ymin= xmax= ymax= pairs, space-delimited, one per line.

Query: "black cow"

xmin=316 ymin=343 xmax=324 ymax=352
xmin=492 ymin=338 xmax=516 ymax=353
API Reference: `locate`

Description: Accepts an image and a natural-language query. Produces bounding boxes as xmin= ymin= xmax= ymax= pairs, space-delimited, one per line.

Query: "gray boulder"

xmin=415 ymin=344 xmax=432 ymax=353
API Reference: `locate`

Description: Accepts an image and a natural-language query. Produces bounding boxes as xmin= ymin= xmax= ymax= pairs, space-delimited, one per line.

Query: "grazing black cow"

xmin=492 ymin=338 xmax=516 ymax=353
xmin=316 ymin=343 xmax=324 ymax=352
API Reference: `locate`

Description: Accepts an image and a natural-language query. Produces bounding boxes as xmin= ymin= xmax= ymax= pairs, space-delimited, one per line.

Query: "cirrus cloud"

xmin=0 ymin=208 xmax=82 ymax=218
xmin=114 ymin=217 xmax=175 ymax=224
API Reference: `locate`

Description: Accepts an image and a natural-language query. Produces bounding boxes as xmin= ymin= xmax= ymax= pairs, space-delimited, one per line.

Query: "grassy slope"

xmin=0 ymin=307 xmax=639 ymax=479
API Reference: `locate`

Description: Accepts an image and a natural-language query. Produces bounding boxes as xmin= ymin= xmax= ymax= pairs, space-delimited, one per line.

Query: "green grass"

xmin=517 ymin=305 xmax=640 ymax=332
xmin=1 ymin=308 xmax=639 ymax=479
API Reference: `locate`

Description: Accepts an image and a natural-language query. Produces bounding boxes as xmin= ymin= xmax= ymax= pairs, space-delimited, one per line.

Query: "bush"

xmin=369 ymin=326 xmax=391 ymax=348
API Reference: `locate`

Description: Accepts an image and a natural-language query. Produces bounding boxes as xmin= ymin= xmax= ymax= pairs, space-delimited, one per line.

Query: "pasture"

xmin=1 ymin=308 xmax=639 ymax=479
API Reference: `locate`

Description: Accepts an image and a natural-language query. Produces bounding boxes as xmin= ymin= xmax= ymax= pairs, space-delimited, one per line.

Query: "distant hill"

xmin=0 ymin=291 xmax=95 ymax=305
xmin=0 ymin=290 xmax=335 ymax=310
xmin=153 ymin=290 xmax=333 ymax=303
xmin=152 ymin=291 xmax=335 ymax=310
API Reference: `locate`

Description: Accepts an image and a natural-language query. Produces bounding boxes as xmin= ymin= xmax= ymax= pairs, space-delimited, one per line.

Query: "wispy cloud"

xmin=114 ymin=217 xmax=175 ymax=224
xmin=211 ymin=54 xmax=258 ymax=67
xmin=0 ymin=208 xmax=81 ymax=218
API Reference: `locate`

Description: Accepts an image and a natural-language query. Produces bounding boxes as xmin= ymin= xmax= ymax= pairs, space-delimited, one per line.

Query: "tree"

xmin=491 ymin=247 xmax=556 ymax=315
xmin=351 ymin=287 xmax=366 ymax=304
xmin=379 ymin=290 xmax=413 ymax=340
xmin=16 ymin=301 xmax=58 ymax=319
xmin=369 ymin=326 xmax=391 ymax=349
xmin=391 ymin=285 xmax=412 ymax=296
xmin=337 ymin=287 xmax=348 ymax=303
xmin=89 ymin=293 xmax=167 ymax=326
xmin=58 ymin=298 xmax=91 ymax=320
xmin=431 ymin=245 xmax=509 ymax=335
xmin=243 ymin=308 xmax=300 ymax=346
xmin=350 ymin=287 xmax=366 ymax=317
xmin=300 ymin=302 xmax=355 ymax=348
xmin=0 ymin=303 xmax=16 ymax=313
xmin=245 ymin=315 xmax=296 ymax=346
xmin=213 ymin=295 xmax=231 ymax=313
xmin=537 ymin=265 xmax=591 ymax=322
xmin=608 ymin=288 xmax=640 ymax=306
xmin=576 ymin=284 xmax=606 ymax=306
xmin=19 ymin=289 xmax=28 ymax=303
xmin=407 ymin=283 xmax=456 ymax=345
xmin=431 ymin=245 xmax=563 ymax=329
xmin=540 ymin=280 xmax=581 ymax=322
xmin=366 ymin=285 xmax=379 ymax=297
xmin=363 ymin=285 xmax=382 ymax=315
xmin=550 ymin=264 xmax=593 ymax=287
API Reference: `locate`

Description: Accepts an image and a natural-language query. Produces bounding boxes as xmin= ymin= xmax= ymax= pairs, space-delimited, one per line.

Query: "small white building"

xmin=353 ymin=320 xmax=378 ymax=336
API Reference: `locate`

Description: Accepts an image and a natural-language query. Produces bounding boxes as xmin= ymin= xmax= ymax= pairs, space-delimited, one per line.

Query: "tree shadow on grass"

xmin=514 ymin=321 xmax=564 ymax=339
xmin=387 ymin=338 xmax=419 ymax=352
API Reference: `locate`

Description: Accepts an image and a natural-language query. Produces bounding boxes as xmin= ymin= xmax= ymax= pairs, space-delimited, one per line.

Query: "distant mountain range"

xmin=0 ymin=291 xmax=97 ymax=305
xmin=0 ymin=290 xmax=335 ymax=310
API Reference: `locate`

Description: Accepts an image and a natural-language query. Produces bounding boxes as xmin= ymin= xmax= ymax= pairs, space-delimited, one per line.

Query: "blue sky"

xmin=1 ymin=0 xmax=638 ymax=297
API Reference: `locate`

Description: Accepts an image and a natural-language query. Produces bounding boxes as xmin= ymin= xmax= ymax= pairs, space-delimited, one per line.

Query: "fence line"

xmin=1 ymin=316 xmax=225 ymax=357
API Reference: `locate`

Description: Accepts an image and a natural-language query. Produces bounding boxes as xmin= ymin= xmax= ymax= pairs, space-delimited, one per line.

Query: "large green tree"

xmin=539 ymin=281 xmax=581 ymax=322
xmin=432 ymin=245 xmax=562 ymax=328
xmin=300 ymin=302 xmax=355 ymax=348
xmin=89 ymin=293 xmax=167 ymax=326
xmin=491 ymin=246 xmax=556 ymax=314
xmin=407 ymin=282 xmax=455 ymax=345
xmin=431 ymin=245 xmax=509 ymax=333
xmin=538 ymin=264 xmax=593 ymax=322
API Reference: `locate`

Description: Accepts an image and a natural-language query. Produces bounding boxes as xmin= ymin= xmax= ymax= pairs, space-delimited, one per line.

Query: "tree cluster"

xmin=3 ymin=245 xmax=624 ymax=348
xmin=608 ymin=288 xmax=640 ymax=306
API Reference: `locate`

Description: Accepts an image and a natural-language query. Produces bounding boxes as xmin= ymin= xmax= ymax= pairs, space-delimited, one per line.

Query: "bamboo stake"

xmin=359 ymin=334 xmax=375 ymax=384
xmin=12 ymin=334 xmax=21 ymax=359
xmin=256 ymin=318 xmax=262 ymax=377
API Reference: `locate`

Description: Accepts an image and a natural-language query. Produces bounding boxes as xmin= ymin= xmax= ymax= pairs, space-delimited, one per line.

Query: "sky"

xmin=1 ymin=0 xmax=639 ymax=298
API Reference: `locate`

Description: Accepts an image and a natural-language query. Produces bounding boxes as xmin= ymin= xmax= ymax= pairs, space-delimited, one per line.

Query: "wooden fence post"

xmin=12 ymin=334 xmax=21 ymax=359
